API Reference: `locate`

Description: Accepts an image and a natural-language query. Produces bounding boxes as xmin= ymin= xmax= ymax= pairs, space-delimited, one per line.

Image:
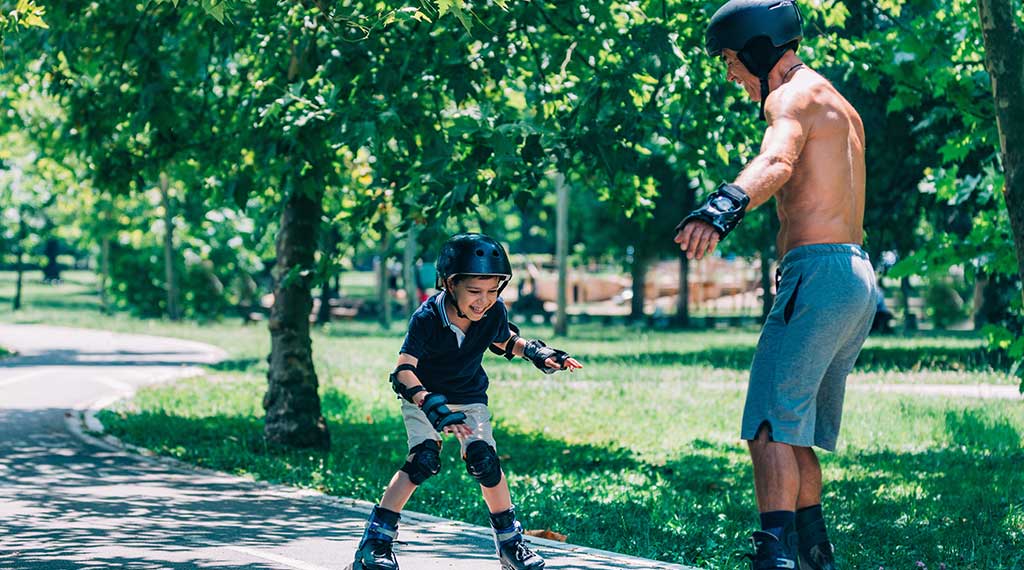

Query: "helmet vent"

xmin=475 ymin=249 xmax=484 ymax=256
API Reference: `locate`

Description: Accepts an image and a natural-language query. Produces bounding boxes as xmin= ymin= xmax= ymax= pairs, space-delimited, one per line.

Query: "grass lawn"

xmin=3 ymin=270 xmax=1023 ymax=569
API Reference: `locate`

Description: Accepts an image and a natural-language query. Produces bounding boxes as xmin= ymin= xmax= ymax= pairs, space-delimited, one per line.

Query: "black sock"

xmin=760 ymin=510 xmax=795 ymax=540
xmin=361 ymin=505 xmax=401 ymax=546
xmin=490 ymin=506 xmax=521 ymax=546
xmin=796 ymin=504 xmax=829 ymax=547
xmin=372 ymin=506 xmax=401 ymax=528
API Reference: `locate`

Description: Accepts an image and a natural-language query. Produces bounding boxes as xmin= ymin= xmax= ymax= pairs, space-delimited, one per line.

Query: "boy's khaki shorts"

xmin=401 ymin=400 xmax=496 ymax=455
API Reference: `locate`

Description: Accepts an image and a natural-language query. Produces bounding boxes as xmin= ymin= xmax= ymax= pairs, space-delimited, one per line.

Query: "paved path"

xmin=0 ymin=324 xmax=695 ymax=570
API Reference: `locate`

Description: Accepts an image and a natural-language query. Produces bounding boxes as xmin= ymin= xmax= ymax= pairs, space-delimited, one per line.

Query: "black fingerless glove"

xmin=420 ymin=392 xmax=467 ymax=431
xmin=522 ymin=339 xmax=570 ymax=375
xmin=675 ymin=182 xmax=750 ymax=238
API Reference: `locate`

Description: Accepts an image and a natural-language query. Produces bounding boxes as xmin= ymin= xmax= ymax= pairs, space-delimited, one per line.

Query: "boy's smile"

xmin=447 ymin=275 xmax=502 ymax=322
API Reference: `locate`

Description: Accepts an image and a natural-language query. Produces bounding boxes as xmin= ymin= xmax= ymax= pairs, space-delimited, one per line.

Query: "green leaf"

xmin=715 ymin=142 xmax=729 ymax=165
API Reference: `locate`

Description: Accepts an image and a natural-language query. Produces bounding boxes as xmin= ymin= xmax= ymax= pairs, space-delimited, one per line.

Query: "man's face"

xmin=722 ymin=49 xmax=761 ymax=101
xmin=448 ymin=275 xmax=501 ymax=321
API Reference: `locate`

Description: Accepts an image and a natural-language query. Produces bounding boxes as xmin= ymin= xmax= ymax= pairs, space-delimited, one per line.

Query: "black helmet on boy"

xmin=435 ymin=233 xmax=513 ymax=318
xmin=706 ymin=0 xmax=803 ymax=120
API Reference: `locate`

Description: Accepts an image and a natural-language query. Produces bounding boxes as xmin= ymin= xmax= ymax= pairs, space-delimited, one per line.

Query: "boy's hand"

xmin=443 ymin=423 xmax=473 ymax=438
xmin=543 ymin=356 xmax=583 ymax=372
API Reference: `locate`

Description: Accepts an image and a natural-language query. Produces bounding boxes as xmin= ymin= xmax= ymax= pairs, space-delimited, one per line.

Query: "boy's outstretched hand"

xmin=544 ymin=356 xmax=583 ymax=372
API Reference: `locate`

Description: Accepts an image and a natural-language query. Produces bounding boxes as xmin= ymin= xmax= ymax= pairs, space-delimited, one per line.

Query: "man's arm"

xmin=734 ymin=101 xmax=809 ymax=209
xmin=675 ymin=90 xmax=811 ymax=259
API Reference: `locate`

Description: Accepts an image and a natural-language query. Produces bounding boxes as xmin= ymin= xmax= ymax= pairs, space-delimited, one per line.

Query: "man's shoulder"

xmin=769 ymin=73 xmax=856 ymax=127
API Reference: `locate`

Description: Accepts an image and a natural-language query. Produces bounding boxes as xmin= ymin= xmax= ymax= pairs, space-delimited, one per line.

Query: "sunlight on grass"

xmin=7 ymin=269 xmax=1024 ymax=569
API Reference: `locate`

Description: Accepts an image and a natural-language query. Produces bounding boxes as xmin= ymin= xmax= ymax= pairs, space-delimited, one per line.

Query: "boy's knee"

xmin=464 ymin=440 xmax=502 ymax=488
xmin=401 ymin=440 xmax=441 ymax=485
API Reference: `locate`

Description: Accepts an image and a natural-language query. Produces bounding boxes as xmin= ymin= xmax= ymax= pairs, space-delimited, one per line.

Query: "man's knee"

xmin=464 ymin=440 xmax=502 ymax=488
xmin=401 ymin=440 xmax=441 ymax=485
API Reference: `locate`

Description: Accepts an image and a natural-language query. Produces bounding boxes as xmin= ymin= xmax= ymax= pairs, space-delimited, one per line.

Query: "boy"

xmin=352 ymin=233 xmax=583 ymax=570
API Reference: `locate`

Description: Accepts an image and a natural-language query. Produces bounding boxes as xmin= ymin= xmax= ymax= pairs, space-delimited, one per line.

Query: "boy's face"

xmin=448 ymin=275 xmax=502 ymax=321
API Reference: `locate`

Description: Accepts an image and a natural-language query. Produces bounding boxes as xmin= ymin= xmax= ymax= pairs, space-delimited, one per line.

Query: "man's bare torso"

xmin=770 ymin=70 xmax=866 ymax=258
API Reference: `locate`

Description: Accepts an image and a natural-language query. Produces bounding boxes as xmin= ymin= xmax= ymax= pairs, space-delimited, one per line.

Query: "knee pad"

xmin=464 ymin=440 xmax=502 ymax=488
xmin=401 ymin=440 xmax=441 ymax=485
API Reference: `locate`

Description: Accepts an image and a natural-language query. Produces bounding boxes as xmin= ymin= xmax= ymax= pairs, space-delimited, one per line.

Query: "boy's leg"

xmin=379 ymin=470 xmax=420 ymax=513
xmin=456 ymin=404 xmax=544 ymax=570
xmin=354 ymin=446 xmax=438 ymax=570
xmin=354 ymin=403 xmax=444 ymax=570
xmin=353 ymin=503 xmax=401 ymax=570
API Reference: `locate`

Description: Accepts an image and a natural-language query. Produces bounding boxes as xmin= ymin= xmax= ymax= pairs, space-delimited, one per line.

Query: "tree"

xmin=976 ymin=0 xmax=1024 ymax=304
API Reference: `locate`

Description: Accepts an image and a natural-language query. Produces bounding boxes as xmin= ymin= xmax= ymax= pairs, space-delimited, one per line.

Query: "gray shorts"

xmin=402 ymin=401 xmax=497 ymax=455
xmin=741 ymin=244 xmax=877 ymax=451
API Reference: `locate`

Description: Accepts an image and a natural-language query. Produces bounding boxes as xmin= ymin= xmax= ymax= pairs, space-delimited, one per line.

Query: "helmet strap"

xmin=758 ymin=77 xmax=770 ymax=121
xmin=445 ymin=288 xmax=469 ymax=319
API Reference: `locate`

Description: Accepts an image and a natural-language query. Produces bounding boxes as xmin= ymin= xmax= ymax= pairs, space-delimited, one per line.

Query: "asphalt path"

xmin=0 ymin=324 xmax=694 ymax=570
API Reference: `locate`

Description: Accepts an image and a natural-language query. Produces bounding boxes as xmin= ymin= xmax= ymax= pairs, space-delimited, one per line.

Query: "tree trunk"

xmin=976 ymin=0 xmax=1024 ymax=305
xmin=760 ymin=246 xmax=774 ymax=323
xmin=630 ymin=251 xmax=648 ymax=323
xmin=316 ymin=228 xmax=340 ymax=326
xmin=553 ymin=171 xmax=569 ymax=336
xmin=263 ymin=180 xmax=330 ymax=450
xmin=43 ymin=238 xmax=61 ymax=282
xmin=13 ymin=213 xmax=25 ymax=311
xmin=13 ymin=251 xmax=24 ymax=311
xmin=674 ymin=250 xmax=690 ymax=327
xmin=901 ymin=276 xmax=917 ymax=331
xmin=316 ymin=270 xmax=337 ymax=326
xmin=403 ymin=225 xmax=419 ymax=318
xmin=159 ymin=173 xmax=181 ymax=321
xmin=377 ymin=234 xmax=392 ymax=330
xmin=99 ymin=235 xmax=111 ymax=315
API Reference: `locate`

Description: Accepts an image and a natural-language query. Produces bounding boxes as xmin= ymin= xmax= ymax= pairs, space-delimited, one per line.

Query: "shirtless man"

xmin=673 ymin=1 xmax=877 ymax=569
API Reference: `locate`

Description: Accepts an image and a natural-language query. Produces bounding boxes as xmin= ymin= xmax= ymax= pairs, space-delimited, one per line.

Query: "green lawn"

xmin=3 ymin=270 xmax=1023 ymax=569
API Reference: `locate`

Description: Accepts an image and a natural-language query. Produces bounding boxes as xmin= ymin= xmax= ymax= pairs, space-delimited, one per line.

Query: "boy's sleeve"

xmin=400 ymin=311 xmax=433 ymax=358
xmin=491 ymin=300 xmax=512 ymax=344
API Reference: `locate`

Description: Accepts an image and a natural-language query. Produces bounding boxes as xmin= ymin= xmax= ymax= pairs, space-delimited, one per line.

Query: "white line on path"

xmin=223 ymin=545 xmax=332 ymax=570
xmin=93 ymin=376 xmax=135 ymax=394
xmin=0 ymin=368 xmax=51 ymax=388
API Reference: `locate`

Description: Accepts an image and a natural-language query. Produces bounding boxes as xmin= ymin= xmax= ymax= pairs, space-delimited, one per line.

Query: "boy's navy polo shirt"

xmin=399 ymin=291 xmax=512 ymax=405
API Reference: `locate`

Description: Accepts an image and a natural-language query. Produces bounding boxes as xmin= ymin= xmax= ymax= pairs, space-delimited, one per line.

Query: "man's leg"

xmin=794 ymin=437 xmax=835 ymax=570
xmin=746 ymin=426 xmax=800 ymax=569
xmin=794 ymin=446 xmax=821 ymax=509
xmin=749 ymin=427 xmax=801 ymax=514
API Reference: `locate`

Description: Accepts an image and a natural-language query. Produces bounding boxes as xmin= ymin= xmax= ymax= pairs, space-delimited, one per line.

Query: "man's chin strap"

xmin=759 ymin=77 xmax=770 ymax=121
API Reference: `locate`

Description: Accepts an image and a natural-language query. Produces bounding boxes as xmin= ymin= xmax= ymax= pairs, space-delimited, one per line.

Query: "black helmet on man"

xmin=706 ymin=0 xmax=803 ymax=119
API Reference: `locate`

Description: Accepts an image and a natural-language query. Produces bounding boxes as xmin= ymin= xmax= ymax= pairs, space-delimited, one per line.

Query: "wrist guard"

xmin=522 ymin=338 xmax=570 ymax=375
xmin=675 ymin=182 xmax=750 ymax=239
xmin=420 ymin=392 xmax=467 ymax=432
xmin=390 ymin=363 xmax=426 ymax=403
